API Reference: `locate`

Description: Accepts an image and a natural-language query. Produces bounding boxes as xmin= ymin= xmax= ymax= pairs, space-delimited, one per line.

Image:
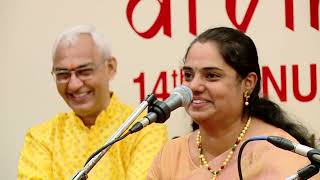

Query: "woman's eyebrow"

xmin=182 ymin=66 xmax=223 ymax=71
xmin=202 ymin=67 xmax=223 ymax=71
xmin=182 ymin=66 xmax=193 ymax=71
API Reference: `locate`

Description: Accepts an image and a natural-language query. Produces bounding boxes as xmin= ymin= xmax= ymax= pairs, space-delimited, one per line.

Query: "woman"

xmin=147 ymin=27 xmax=318 ymax=179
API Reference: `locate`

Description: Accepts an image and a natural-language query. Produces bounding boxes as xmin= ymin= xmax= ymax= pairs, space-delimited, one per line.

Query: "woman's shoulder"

xmin=160 ymin=132 xmax=193 ymax=153
xmin=251 ymin=118 xmax=299 ymax=140
xmin=242 ymin=118 xmax=311 ymax=179
xmin=153 ymin=132 xmax=196 ymax=165
xmin=147 ymin=132 xmax=198 ymax=179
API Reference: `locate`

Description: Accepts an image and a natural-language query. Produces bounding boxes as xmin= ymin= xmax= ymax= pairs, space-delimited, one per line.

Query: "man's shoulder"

xmin=142 ymin=122 xmax=168 ymax=132
xmin=27 ymin=112 xmax=70 ymax=136
xmin=137 ymin=123 xmax=168 ymax=140
xmin=122 ymin=123 xmax=168 ymax=145
xmin=108 ymin=94 xmax=135 ymax=115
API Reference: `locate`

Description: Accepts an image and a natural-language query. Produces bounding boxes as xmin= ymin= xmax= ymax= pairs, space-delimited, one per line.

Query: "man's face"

xmin=52 ymin=34 xmax=116 ymax=118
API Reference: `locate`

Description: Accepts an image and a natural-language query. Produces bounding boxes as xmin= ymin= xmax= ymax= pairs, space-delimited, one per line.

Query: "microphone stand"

xmin=286 ymin=150 xmax=320 ymax=180
xmin=70 ymin=94 xmax=157 ymax=180
xmin=286 ymin=163 xmax=319 ymax=180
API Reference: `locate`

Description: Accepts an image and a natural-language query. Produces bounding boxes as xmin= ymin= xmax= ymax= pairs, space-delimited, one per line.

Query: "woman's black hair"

xmin=186 ymin=27 xmax=314 ymax=147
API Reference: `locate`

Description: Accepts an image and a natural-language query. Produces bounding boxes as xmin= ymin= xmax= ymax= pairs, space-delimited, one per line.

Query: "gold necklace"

xmin=196 ymin=116 xmax=251 ymax=180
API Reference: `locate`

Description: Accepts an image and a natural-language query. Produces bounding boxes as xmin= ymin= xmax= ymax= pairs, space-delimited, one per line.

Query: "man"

xmin=18 ymin=25 xmax=168 ymax=180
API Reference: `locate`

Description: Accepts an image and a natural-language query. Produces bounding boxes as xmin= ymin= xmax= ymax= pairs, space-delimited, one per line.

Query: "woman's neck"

xmin=198 ymin=116 xmax=250 ymax=159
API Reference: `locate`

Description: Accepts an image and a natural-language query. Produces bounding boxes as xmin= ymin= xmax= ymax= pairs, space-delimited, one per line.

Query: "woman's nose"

xmin=185 ymin=75 xmax=205 ymax=93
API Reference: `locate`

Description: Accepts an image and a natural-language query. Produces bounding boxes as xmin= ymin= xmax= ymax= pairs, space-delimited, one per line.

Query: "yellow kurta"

xmin=18 ymin=94 xmax=168 ymax=180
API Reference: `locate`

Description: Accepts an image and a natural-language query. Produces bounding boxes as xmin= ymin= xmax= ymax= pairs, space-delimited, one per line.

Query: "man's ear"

xmin=243 ymin=72 xmax=258 ymax=92
xmin=105 ymin=56 xmax=117 ymax=80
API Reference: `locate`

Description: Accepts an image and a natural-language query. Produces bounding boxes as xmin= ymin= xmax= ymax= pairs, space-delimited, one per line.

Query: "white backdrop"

xmin=1 ymin=1 xmax=319 ymax=179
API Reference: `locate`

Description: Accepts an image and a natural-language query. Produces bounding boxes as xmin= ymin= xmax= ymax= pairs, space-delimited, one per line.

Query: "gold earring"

xmin=244 ymin=91 xmax=250 ymax=106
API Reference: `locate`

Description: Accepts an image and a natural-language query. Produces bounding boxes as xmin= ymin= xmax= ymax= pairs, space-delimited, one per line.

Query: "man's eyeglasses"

xmin=51 ymin=62 xmax=104 ymax=84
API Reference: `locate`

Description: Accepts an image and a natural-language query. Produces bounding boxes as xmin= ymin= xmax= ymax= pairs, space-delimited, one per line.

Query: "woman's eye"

xmin=183 ymin=72 xmax=193 ymax=81
xmin=206 ymin=73 xmax=219 ymax=80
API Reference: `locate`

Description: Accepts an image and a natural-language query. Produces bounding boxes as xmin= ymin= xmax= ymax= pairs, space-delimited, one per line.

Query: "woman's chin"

xmin=189 ymin=113 xmax=212 ymax=123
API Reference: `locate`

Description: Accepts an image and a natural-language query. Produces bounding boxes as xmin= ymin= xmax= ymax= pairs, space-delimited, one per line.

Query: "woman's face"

xmin=182 ymin=41 xmax=246 ymax=124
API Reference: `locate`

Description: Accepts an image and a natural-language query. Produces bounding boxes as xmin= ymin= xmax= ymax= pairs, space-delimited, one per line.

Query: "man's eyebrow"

xmin=53 ymin=63 xmax=94 ymax=71
xmin=76 ymin=63 xmax=95 ymax=69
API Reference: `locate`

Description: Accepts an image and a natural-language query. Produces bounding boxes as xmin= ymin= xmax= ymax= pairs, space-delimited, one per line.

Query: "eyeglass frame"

xmin=51 ymin=60 xmax=106 ymax=84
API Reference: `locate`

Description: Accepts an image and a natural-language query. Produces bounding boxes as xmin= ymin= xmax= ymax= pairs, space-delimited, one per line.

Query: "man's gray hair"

xmin=52 ymin=25 xmax=111 ymax=60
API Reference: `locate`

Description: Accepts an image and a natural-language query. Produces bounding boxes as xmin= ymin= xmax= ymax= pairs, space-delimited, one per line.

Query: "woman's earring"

xmin=244 ymin=91 xmax=250 ymax=106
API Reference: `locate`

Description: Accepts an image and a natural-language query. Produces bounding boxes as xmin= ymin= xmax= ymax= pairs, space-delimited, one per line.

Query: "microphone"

xmin=267 ymin=136 xmax=320 ymax=164
xmin=129 ymin=85 xmax=192 ymax=133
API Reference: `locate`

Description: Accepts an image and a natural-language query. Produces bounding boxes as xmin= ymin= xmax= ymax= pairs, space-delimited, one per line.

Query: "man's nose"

xmin=67 ymin=72 xmax=84 ymax=91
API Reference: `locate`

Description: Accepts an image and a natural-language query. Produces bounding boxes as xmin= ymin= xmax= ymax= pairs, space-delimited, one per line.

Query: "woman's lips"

xmin=190 ymin=99 xmax=210 ymax=109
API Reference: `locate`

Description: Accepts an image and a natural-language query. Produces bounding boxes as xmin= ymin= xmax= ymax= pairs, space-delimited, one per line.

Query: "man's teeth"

xmin=73 ymin=92 xmax=88 ymax=98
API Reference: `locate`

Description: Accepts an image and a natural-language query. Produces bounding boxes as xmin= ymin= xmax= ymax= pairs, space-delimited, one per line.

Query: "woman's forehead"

xmin=186 ymin=42 xmax=225 ymax=63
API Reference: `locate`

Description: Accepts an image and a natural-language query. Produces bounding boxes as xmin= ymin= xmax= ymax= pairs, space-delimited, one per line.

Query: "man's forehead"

xmin=59 ymin=33 xmax=92 ymax=46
